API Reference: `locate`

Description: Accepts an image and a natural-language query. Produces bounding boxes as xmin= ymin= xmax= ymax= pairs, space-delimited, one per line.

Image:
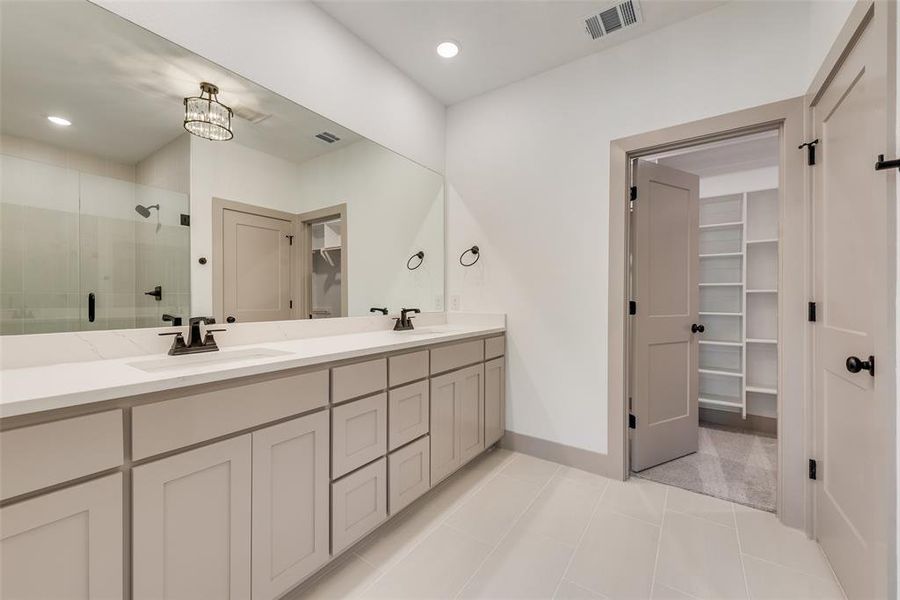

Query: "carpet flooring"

xmin=634 ymin=424 xmax=777 ymax=512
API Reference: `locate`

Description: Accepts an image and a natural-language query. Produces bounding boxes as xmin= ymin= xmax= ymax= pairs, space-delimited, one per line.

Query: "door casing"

xmin=609 ymin=97 xmax=809 ymax=531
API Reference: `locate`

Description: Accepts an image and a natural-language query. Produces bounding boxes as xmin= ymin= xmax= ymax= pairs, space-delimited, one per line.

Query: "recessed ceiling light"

xmin=47 ymin=116 xmax=72 ymax=127
xmin=436 ymin=41 xmax=460 ymax=58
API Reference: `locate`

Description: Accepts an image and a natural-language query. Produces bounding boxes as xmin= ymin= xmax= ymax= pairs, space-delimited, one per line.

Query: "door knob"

xmin=846 ymin=355 xmax=875 ymax=376
xmin=691 ymin=323 xmax=705 ymax=334
xmin=226 ymin=316 xmax=236 ymax=323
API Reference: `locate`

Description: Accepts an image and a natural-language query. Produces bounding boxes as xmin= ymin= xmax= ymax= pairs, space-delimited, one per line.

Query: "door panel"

xmin=484 ymin=357 xmax=506 ymax=447
xmin=430 ymin=370 xmax=460 ymax=484
xmin=631 ymin=160 xmax=700 ymax=471
xmin=458 ymin=364 xmax=485 ymax=465
xmin=223 ymin=209 xmax=292 ymax=323
xmin=812 ymin=5 xmax=891 ymax=598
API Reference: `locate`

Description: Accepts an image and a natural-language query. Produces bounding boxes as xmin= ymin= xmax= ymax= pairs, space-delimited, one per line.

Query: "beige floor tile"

xmin=286 ymin=553 xmax=382 ymax=599
xmin=555 ymin=579 xmax=607 ymax=599
xmin=444 ymin=473 xmax=544 ymax=544
xmin=500 ymin=452 xmax=561 ymax=484
xmin=360 ymin=524 xmax=492 ymax=599
xmin=734 ymin=505 xmax=835 ymax=580
xmin=601 ymin=476 xmax=668 ymax=525
xmin=459 ymin=528 xmax=574 ymax=599
xmin=655 ymin=510 xmax=747 ymax=599
xmin=565 ymin=507 xmax=659 ymax=599
xmin=743 ymin=555 xmax=844 ymax=600
xmin=556 ymin=466 xmax=611 ymax=491
xmin=513 ymin=476 xmax=604 ymax=546
xmin=651 ymin=584 xmax=698 ymax=599
xmin=666 ymin=486 xmax=735 ymax=528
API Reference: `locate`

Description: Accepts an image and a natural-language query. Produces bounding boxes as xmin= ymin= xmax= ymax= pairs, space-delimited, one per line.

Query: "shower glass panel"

xmin=0 ymin=154 xmax=190 ymax=334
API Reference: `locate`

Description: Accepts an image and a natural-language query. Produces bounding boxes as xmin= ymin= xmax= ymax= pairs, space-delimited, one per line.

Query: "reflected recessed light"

xmin=436 ymin=41 xmax=459 ymax=58
xmin=47 ymin=116 xmax=72 ymax=127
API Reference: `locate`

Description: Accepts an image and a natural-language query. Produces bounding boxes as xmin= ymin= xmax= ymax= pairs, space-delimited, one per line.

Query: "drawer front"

xmin=388 ymin=381 xmax=429 ymax=451
xmin=388 ymin=351 xmax=428 ymax=388
xmin=388 ymin=436 xmax=430 ymax=514
xmin=1 ymin=410 xmax=124 ymax=500
xmin=484 ymin=335 xmax=506 ymax=360
xmin=332 ymin=393 xmax=387 ymax=479
xmin=132 ymin=370 xmax=328 ymax=461
xmin=430 ymin=340 xmax=484 ymax=375
xmin=332 ymin=358 xmax=386 ymax=403
xmin=331 ymin=458 xmax=387 ymax=554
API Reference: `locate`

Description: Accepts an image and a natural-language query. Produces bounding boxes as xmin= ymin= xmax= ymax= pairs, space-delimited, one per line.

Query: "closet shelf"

xmin=699 ymin=311 xmax=742 ymax=317
xmin=746 ymin=289 xmax=777 ymax=294
xmin=699 ymin=340 xmax=742 ymax=347
xmin=747 ymin=238 xmax=778 ymax=245
xmin=746 ymin=338 xmax=777 ymax=344
xmin=700 ymin=252 xmax=743 ymax=258
xmin=699 ymin=282 xmax=742 ymax=288
xmin=313 ymin=246 xmax=342 ymax=252
xmin=699 ymin=395 xmax=743 ymax=409
xmin=699 ymin=221 xmax=743 ymax=230
xmin=746 ymin=385 xmax=777 ymax=395
xmin=699 ymin=368 xmax=743 ymax=379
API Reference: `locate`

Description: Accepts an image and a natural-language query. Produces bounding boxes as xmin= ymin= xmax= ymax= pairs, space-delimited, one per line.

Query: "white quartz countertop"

xmin=0 ymin=323 xmax=504 ymax=418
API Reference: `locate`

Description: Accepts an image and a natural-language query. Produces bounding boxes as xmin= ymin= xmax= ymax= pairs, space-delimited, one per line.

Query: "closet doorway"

xmin=297 ymin=204 xmax=348 ymax=319
xmin=629 ymin=131 xmax=780 ymax=512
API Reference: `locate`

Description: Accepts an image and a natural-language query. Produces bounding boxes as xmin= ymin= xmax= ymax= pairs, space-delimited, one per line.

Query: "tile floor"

xmin=287 ymin=449 xmax=844 ymax=600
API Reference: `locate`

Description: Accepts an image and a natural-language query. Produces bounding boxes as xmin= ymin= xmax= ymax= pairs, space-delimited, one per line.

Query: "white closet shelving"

xmin=698 ymin=189 xmax=778 ymax=418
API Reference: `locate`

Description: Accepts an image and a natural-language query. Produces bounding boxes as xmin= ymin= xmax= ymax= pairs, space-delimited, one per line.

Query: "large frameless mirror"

xmin=0 ymin=0 xmax=444 ymax=334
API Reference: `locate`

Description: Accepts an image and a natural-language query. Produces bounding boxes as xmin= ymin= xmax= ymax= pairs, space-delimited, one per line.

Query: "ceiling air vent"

xmin=232 ymin=105 xmax=271 ymax=125
xmin=584 ymin=0 xmax=642 ymax=40
xmin=315 ymin=131 xmax=341 ymax=144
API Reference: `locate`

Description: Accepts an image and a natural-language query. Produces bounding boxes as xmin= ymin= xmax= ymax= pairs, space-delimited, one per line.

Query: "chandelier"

xmin=183 ymin=82 xmax=233 ymax=141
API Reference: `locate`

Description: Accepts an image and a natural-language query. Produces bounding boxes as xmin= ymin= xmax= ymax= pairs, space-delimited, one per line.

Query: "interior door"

xmin=630 ymin=160 xmax=700 ymax=471
xmin=811 ymin=4 xmax=892 ymax=598
xmin=222 ymin=209 xmax=293 ymax=323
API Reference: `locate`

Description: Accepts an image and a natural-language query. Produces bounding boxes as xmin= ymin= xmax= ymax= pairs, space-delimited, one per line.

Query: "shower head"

xmin=135 ymin=204 xmax=160 ymax=218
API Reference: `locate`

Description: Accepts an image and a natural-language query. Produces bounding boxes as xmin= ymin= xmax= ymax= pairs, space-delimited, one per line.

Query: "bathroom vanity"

xmin=0 ymin=324 xmax=505 ymax=600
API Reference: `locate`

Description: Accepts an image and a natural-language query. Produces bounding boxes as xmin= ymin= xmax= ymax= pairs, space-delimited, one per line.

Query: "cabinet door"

xmin=458 ymin=364 xmax=485 ymax=465
xmin=1 ymin=474 xmax=123 ymax=600
xmin=484 ymin=358 xmax=506 ymax=447
xmin=252 ymin=412 xmax=329 ymax=600
xmin=133 ymin=436 xmax=251 ymax=600
xmin=430 ymin=370 xmax=461 ymax=485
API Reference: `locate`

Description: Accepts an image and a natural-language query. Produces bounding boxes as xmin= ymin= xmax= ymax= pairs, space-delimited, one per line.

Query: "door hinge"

xmin=808 ymin=301 xmax=817 ymax=322
xmin=629 ymin=413 xmax=637 ymax=429
xmin=629 ymin=300 xmax=637 ymax=315
xmin=798 ymin=139 xmax=819 ymax=166
xmin=289 ymin=299 xmax=293 ymax=309
xmin=286 ymin=234 xmax=294 ymax=245
xmin=630 ymin=186 xmax=637 ymax=201
xmin=808 ymin=458 xmax=817 ymax=480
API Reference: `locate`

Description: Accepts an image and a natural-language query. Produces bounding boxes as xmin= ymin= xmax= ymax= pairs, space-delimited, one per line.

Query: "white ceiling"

xmin=654 ymin=131 xmax=779 ymax=178
xmin=315 ymin=0 xmax=728 ymax=105
xmin=1 ymin=1 xmax=361 ymax=166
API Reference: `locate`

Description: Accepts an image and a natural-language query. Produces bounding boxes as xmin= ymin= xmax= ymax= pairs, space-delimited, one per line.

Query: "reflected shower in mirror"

xmin=0 ymin=0 xmax=444 ymax=334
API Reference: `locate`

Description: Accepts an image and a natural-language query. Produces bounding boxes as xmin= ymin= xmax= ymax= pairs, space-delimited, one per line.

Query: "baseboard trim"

xmin=699 ymin=408 xmax=777 ymax=436
xmin=499 ymin=430 xmax=622 ymax=479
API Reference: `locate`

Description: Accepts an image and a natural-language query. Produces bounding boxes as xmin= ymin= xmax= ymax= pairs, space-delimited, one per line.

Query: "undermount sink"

xmin=127 ymin=348 xmax=293 ymax=373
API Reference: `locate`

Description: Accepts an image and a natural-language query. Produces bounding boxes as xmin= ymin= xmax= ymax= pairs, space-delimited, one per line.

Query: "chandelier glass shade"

xmin=183 ymin=82 xmax=233 ymax=141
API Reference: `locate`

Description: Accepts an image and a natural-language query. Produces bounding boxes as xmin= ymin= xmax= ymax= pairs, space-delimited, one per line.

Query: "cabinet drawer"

xmin=388 ymin=380 xmax=429 ymax=451
xmin=388 ymin=351 xmax=428 ymax=387
xmin=132 ymin=370 xmax=327 ymax=460
xmin=331 ymin=457 xmax=387 ymax=554
xmin=332 ymin=358 xmax=386 ymax=403
xmin=388 ymin=436 xmax=430 ymax=514
xmin=332 ymin=393 xmax=387 ymax=479
xmin=484 ymin=335 xmax=505 ymax=360
xmin=430 ymin=340 xmax=484 ymax=375
xmin=1 ymin=410 xmax=123 ymax=500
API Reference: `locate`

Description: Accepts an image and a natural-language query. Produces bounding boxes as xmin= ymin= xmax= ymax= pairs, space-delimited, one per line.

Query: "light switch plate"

xmin=450 ymin=295 xmax=460 ymax=311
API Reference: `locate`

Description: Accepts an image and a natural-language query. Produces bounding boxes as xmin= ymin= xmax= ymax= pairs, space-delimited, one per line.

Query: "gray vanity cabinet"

xmin=484 ymin=357 xmax=506 ymax=447
xmin=0 ymin=474 xmax=123 ymax=600
xmin=132 ymin=435 xmax=253 ymax=600
xmin=251 ymin=412 xmax=330 ymax=600
xmin=430 ymin=363 xmax=485 ymax=484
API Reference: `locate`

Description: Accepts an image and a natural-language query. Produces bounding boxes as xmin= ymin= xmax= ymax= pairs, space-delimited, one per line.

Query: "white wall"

xmin=445 ymin=0 xmax=854 ymax=454
xmin=94 ymin=0 xmax=446 ymax=173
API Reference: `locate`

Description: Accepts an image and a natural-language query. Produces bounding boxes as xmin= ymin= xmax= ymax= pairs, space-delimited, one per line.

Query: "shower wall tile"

xmin=22 ymin=207 xmax=79 ymax=294
xmin=0 ymin=293 xmax=24 ymax=335
xmin=1 ymin=203 xmax=24 ymax=294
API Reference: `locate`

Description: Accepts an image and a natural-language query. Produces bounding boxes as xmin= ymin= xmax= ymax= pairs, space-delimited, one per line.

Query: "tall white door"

xmin=811 ymin=4 xmax=893 ymax=598
xmin=631 ymin=160 xmax=700 ymax=472
xmin=222 ymin=209 xmax=293 ymax=323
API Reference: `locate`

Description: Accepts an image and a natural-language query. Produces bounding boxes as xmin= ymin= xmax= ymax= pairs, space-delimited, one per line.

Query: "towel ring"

xmin=407 ymin=251 xmax=425 ymax=270
xmin=459 ymin=245 xmax=480 ymax=267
